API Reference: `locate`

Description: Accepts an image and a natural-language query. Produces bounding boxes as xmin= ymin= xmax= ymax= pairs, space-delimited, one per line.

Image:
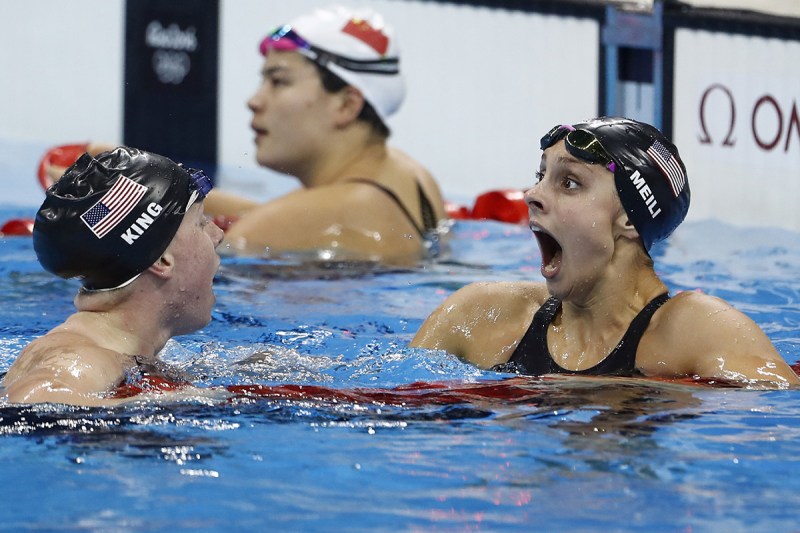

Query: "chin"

xmin=544 ymin=281 xmax=562 ymax=300
xmin=544 ymin=278 xmax=571 ymax=301
xmin=255 ymin=153 xmax=272 ymax=168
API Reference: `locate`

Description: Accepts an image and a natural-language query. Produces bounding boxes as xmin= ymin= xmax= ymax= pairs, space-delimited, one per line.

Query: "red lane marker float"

xmin=111 ymin=375 xmax=547 ymax=404
xmin=471 ymin=189 xmax=528 ymax=224
xmin=0 ymin=218 xmax=34 ymax=236
xmin=445 ymin=189 xmax=528 ymax=224
xmin=111 ymin=374 xmax=189 ymax=399
xmin=226 ymin=378 xmax=546 ymax=406
xmin=444 ymin=200 xmax=471 ymax=220
xmin=109 ymin=371 xmax=785 ymax=404
xmin=37 ymin=143 xmax=88 ymax=190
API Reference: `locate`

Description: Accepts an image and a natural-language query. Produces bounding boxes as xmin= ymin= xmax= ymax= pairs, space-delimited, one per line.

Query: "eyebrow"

xmin=540 ymin=153 xmax=579 ymax=167
xmin=262 ymin=65 xmax=289 ymax=77
xmin=542 ymin=153 xmax=603 ymax=180
xmin=555 ymin=153 xmax=583 ymax=165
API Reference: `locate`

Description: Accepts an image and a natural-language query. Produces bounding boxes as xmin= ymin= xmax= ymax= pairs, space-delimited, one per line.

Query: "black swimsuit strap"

xmin=346 ymin=178 xmax=437 ymax=237
xmin=498 ymin=292 xmax=670 ymax=376
xmin=496 ymin=297 xmax=560 ymax=375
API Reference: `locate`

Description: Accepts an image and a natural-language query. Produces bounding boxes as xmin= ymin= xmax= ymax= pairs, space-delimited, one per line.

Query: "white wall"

xmin=0 ymin=0 xmax=599 ymax=206
xmin=0 ymin=0 xmax=125 ymax=144
xmin=673 ymin=28 xmax=800 ymax=229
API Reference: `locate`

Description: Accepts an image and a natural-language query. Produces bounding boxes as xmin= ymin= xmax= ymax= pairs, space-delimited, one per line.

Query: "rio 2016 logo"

xmin=145 ymin=20 xmax=197 ymax=85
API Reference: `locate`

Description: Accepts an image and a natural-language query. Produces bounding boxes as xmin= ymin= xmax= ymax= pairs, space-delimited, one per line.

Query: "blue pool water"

xmin=1 ymin=204 xmax=800 ymax=532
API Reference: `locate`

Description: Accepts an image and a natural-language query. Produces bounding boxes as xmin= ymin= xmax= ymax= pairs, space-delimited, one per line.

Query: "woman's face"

xmin=524 ymin=140 xmax=625 ymax=301
xmin=166 ymin=203 xmax=223 ymax=334
xmin=247 ymin=51 xmax=339 ymax=175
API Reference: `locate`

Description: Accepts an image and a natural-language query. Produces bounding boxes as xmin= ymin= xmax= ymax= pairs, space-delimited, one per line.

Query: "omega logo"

xmin=698 ymin=83 xmax=800 ymax=153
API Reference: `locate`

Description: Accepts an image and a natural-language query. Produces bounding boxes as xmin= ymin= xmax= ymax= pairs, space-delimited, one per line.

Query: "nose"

xmin=524 ymin=182 xmax=545 ymax=212
xmin=211 ymin=220 xmax=225 ymax=247
xmin=247 ymin=83 xmax=267 ymax=113
xmin=247 ymin=91 xmax=261 ymax=113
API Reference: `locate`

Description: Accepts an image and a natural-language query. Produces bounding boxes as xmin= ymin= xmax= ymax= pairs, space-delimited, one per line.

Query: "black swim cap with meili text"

xmin=33 ymin=146 xmax=212 ymax=290
xmin=541 ymin=117 xmax=690 ymax=251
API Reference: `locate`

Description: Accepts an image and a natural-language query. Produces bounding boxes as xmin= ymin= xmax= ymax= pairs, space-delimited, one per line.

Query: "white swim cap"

xmin=259 ymin=6 xmax=405 ymax=122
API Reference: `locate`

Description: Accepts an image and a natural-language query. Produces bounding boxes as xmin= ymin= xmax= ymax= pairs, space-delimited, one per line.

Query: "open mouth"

xmin=533 ymin=229 xmax=562 ymax=278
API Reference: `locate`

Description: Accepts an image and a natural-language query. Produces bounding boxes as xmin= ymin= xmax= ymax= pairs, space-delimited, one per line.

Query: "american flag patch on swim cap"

xmin=80 ymin=176 xmax=147 ymax=239
xmin=647 ymin=140 xmax=686 ymax=198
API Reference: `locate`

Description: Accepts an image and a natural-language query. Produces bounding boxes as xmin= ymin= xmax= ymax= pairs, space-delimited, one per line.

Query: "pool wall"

xmin=2 ymin=1 xmax=800 ymax=229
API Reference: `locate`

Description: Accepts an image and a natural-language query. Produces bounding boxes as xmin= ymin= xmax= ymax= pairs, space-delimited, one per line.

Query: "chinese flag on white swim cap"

xmin=262 ymin=6 xmax=405 ymax=121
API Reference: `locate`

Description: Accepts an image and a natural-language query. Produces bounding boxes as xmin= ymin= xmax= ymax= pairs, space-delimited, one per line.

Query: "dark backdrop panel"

xmin=124 ymin=0 xmax=219 ymax=176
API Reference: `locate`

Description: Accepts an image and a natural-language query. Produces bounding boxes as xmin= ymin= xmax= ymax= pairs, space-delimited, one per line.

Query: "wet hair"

xmin=311 ymin=61 xmax=391 ymax=139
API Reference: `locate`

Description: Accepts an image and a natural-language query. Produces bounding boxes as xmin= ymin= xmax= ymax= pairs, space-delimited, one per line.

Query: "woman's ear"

xmin=615 ymin=210 xmax=640 ymax=242
xmin=147 ymin=251 xmax=175 ymax=280
xmin=333 ymin=86 xmax=365 ymax=127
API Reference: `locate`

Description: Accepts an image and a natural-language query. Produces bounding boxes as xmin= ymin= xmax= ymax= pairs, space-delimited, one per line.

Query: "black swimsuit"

xmin=494 ymin=293 xmax=670 ymax=376
xmin=348 ymin=178 xmax=438 ymax=237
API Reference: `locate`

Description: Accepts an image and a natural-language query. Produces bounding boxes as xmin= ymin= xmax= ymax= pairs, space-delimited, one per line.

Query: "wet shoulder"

xmin=414 ymin=281 xmax=549 ymax=368
xmin=639 ymin=289 xmax=780 ymax=377
xmin=651 ymin=290 xmax=737 ymax=333
xmin=5 ymin=330 xmax=125 ymax=386
xmin=425 ymin=281 xmax=549 ymax=339
xmin=450 ymin=281 xmax=549 ymax=314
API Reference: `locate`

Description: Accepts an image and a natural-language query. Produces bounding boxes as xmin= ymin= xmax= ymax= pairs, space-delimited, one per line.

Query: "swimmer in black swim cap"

xmin=34 ymin=146 xmax=214 ymax=291
xmin=3 ymin=147 xmax=225 ymax=406
xmin=538 ymin=117 xmax=690 ymax=252
xmin=413 ymin=116 xmax=799 ymax=387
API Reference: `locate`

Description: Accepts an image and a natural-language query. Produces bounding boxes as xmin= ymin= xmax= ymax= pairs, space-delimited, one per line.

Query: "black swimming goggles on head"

xmin=264 ymin=25 xmax=400 ymax=75
xmin=540 ymin=124 xmax=617 ymax=173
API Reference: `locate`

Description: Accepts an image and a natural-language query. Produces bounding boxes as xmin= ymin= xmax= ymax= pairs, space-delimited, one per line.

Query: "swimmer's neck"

xmin=71 ymin=294 xmax=173 ymax=361
xmin=295 ymin=129 xmax=389 ymax=188
xmin=557 ymin=242 xmax=667 ymax=327
xmin=61 ymin=311 xmax=169 ymax=362
xmin=554 ymin=269 xmax=666 ymax=354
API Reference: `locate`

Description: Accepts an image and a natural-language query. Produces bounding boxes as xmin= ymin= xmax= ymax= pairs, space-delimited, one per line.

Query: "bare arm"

xmin=411 ymin=281 xmax=548 ymax=369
